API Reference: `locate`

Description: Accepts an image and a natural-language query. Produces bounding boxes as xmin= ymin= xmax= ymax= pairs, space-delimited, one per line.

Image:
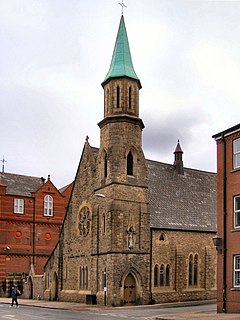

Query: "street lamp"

xmin=213 ymin=235 xmax=222 ymax=253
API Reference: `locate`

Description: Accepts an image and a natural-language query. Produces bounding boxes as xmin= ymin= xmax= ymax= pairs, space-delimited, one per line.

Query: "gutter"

xmin=221 ymin=133 xmax=227 ymax=313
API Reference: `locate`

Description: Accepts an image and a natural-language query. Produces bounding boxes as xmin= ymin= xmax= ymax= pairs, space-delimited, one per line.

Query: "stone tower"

xmin=94 ymin=15 xmax=150 ymax=306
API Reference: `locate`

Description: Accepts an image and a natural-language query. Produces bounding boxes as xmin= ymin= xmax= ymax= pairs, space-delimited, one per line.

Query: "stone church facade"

xmin=40 ymin=15 xmax=217 ymax=306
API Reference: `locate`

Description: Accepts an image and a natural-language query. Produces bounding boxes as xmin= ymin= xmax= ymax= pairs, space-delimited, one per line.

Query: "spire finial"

xmin=118 ymin=0 xmax=127 ymax=15
xmin=0 ymin=155 xmax=7 ymax=173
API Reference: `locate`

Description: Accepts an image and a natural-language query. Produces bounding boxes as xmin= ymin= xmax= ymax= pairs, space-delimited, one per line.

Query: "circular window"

xmin=79 ymin=206 xmax=91 ymax=237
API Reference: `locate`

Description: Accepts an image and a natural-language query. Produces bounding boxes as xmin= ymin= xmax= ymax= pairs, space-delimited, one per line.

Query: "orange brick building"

xmin=213 ymin=124 xmax=240 ymax=313
xmin=0 ymin=172 xmax=72 ymax=297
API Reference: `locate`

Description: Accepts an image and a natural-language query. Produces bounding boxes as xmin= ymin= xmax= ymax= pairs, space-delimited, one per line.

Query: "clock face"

xmin=79 ymin=206 xmax=91 ymax=237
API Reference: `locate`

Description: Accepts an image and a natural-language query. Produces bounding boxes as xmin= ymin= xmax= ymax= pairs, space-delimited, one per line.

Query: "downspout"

xmin=149 ymin=228 xmax=153 ymax=304
xmin=222 ymin=133 xmax=227 ymax=313
xmin=32 ymin=197 xmax=36 ymax=266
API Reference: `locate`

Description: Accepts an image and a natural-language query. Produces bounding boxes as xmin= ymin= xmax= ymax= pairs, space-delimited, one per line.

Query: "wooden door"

xmin=124 ymin=273 xmax=136 ymax=305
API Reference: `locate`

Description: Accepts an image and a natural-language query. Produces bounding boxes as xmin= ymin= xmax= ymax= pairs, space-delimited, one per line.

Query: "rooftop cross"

xmin=0 ymin=155 xmax=7 ymax=173
xmin=118 ymin=0 xmax=127 ymax=15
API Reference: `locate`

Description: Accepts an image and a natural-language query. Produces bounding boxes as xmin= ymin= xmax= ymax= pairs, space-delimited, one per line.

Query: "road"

xmin=0 ymin=303 xmax=220 ymax=320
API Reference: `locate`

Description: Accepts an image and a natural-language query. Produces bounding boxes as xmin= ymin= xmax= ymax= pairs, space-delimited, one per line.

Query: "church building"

xmin=41 ymin=14 xmax=217 ymax=306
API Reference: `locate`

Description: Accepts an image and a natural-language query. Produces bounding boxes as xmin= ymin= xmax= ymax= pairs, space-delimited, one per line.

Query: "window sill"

xmin=183 ymin=288 xmax=205 ymax=292
xmin=231 ymin=287 xmax=240 ymax=291
xmin=231 ymin=167 xmax=240 ymax=173
xmin=231 ymin=228 xmax=240 ymax=233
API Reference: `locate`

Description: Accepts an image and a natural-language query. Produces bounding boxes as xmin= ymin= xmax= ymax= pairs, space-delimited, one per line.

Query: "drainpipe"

xmin=32 ymin=197 xmax=36 ymax=266
xmin=149 ymin=228 xmax=153 ymax=304
xmin=222 ymin=133 xmax=227 ymax=313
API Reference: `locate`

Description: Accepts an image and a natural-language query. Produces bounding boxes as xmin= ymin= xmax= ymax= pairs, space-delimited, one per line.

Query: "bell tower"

xmin=94 ymin=15 xmax=150 ymax=306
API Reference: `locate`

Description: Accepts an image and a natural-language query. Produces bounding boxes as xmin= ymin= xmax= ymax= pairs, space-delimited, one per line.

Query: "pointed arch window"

xmin=189 ymin=254 xmax=193 ymax=286
xmin=85 ymin=266 xmax=88 ymax=289
xmin=166 ymin=264 xmax=170 ymax=286
xmin=154 ymin=264 xmax=158 ymax=287
xmin=127 ymin=151 xmax=133 ymax=176
xmin=104 ymin=154 xmax=108 ymax=178
xmin=128 ymin=87 xmax=132 ymax=109
xmin=193 ymin=254 xmax=198 ymax=286
xmin=160 ymin=264 xmax=165 ymax=287
xmin=102 ymin=212 xmax=106 ymax=235
xmin=44 ymin=195 xmax=53 ymax=216
xmin=159 ymin=233 xmax=166 ymax=241
xmin=117 ymin=85 xmax=120 ymax=108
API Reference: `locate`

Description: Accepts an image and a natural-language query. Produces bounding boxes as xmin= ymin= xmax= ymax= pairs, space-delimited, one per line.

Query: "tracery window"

xmin=80 ymin=266 xmax=88 ymax=289
xmin=160 ymin=264 xmax=165 ymax=287
xmin=189 ymin=253 xmax=198 ymax=287
xmin=79 ymin=207 xmax=91 ymax=237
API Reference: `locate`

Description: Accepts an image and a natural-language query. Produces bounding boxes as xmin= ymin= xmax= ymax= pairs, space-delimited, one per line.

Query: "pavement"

xmin=0 ymin=297 xmax=240 ymax=319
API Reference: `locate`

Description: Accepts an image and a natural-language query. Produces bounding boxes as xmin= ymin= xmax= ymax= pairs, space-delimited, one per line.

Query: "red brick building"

xmin=213 ymin=124 xmax=240 ymax=313
xmin=0 ymin=172 xmax=72 ymax=297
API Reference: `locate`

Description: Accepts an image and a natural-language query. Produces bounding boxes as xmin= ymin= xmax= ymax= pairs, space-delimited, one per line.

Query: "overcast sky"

xmin=1 ymin=0 xmax=240 ymax=188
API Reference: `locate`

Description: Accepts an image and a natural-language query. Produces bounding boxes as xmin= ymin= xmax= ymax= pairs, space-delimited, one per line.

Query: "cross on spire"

xmin=118 ymin=0 xmax=127 ymax=15
xmin=0 ymin=155 xmax=7 ymax=173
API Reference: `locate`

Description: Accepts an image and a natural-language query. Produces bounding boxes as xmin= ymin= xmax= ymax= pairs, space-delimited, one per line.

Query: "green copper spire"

xmin=102 ymin=15 xmax=141 ymax=88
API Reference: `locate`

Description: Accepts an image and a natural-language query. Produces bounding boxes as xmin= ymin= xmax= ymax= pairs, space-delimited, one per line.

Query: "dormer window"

xmin=44 ymin=195 xmax=53 ymax=216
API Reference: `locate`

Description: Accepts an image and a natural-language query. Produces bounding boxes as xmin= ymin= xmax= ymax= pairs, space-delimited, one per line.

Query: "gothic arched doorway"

xmin=124 ymin=273 xmax=136 ymax=305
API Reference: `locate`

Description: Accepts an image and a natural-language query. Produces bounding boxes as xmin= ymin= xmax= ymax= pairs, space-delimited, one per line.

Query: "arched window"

xmin=104 ymin=154 xmax=108 ymax=178
xmin=189 ymin=254 xmax=193 ymax=286
xmin=44 ymin=195 xmax=53 ymax=216
xmin=154 ymin=265 xmax=158 ymax=287
xmin=194 ymin=254 xmax=198 ymax=286
xmin=127 ymin=151 xmax=133 ymax=176
xmin=128 ymin=87 xmax=132 ymax=109
xmin=117 ymin=85 xmax=120 ymax=108
xmin=160 ymin=264 xmax=165 ymax=286
xmin=85 ymin=266 xmax=88 ymax=289
xmin=166 ymin=264 xmax=170 ymax=286
xmin=159 ymin=233 xmax=166 ymax=241
xmin=102 ymin=213 xmax=106 ymax=235
xmin=80 ymin=267 xmax=83 ymax=288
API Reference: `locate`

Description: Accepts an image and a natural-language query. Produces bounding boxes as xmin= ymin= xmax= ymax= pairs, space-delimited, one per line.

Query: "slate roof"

xmin=147 ymin=160 xmax=217 ymax=232
xmin=0 ymin=172 xmax=45 ymax=197
xmin=89 ymin=146 xmax=217 ymax=232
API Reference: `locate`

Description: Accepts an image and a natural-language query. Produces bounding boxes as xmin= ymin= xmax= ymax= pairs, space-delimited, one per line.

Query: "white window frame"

xmin=234 ymin=255 xmax=240 ymax=287
xmin=14 ymin=199 xmax=24 ymax=214
xmin=234 ymin=195 xmax=240 ymax=229
xmin=44 ymin=195 xmax=53 ymax=216
xmin=233 ymin=138 xmax=240 ymax=169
